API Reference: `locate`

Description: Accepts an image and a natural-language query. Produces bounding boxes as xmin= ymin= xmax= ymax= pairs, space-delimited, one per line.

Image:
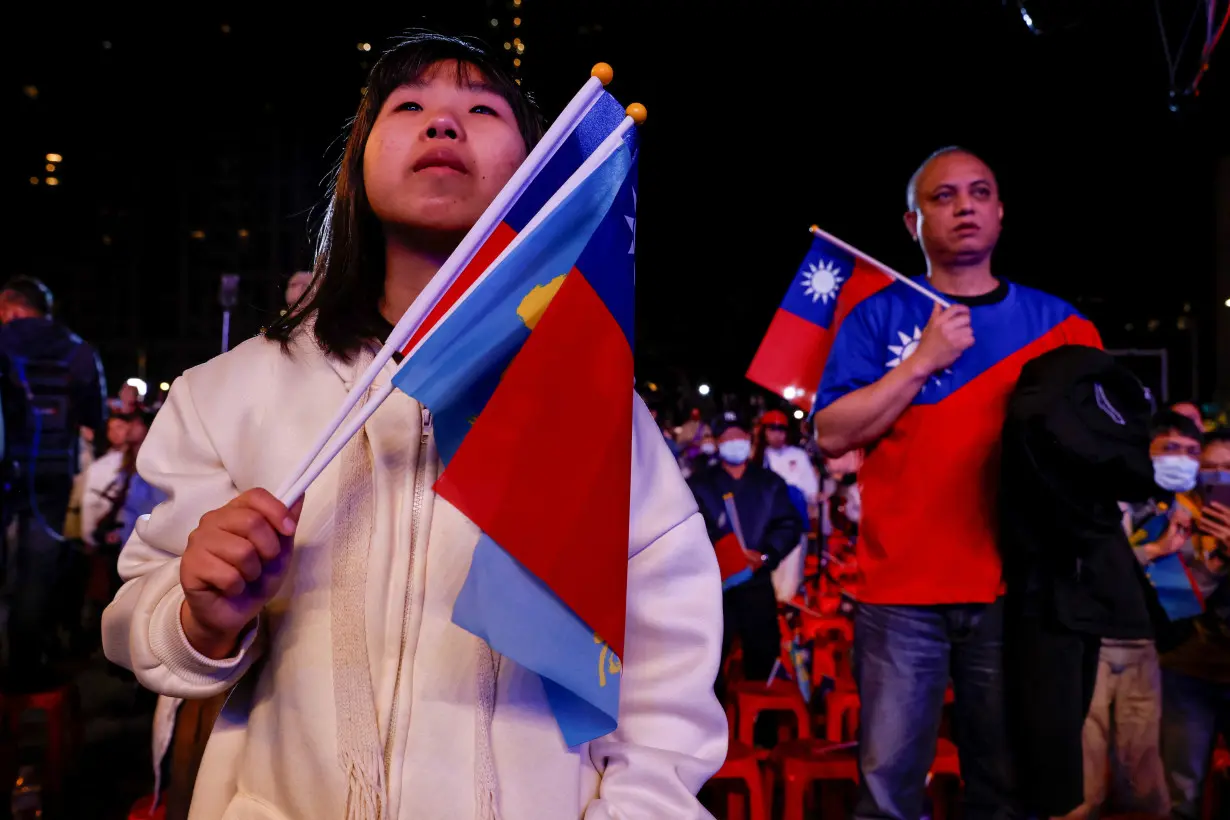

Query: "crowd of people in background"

xmin=0 ymin=34 xmax=1225 ymax=820
xmin=650 ymin=393 xmax=1228 ymax=820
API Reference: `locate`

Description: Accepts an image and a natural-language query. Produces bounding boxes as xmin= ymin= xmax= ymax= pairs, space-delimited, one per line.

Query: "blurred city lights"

xmin=698 ymin=384 xmax=711 ymax=396
xmin=46 ymin=153 xmax=62 ymax=163
xmin=357 ymin=42 xmax=371 ymax=52
xmin=794 ymin=409 xmax=805 ymax=420
xmin=45 ymin=177 xmax=59 ymax=186
xmin=127 ymin=378 xmax=148 ymax=397
xmin=159 ymin=382 xmax=171 ymax=392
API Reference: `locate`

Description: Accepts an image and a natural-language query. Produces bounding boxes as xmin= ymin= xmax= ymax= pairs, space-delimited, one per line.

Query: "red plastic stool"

xmin=928 ymin=738 xmax=962 ymax=820
xmin=708 ymin=741 xmax=768 ymax=820
xmin=769 ymin=738 xmax=859 ymax=820
xmin=729 ymin=679 xmax=812 ymax=747
xmin=1 ymin=684 xmax=79 ymax=799
xmin=1204 ymin=745 xmax=1230 ymax=820
xmin=824 ymin=687 xmax=860 ymax=742
xmin=800 ymin=615 xmax=854 ymax=644
xmin=129 ymin=795 xmax=168 ymax=820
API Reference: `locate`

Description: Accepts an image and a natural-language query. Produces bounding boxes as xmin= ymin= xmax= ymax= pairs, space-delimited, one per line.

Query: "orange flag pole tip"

xmin=591 ymin=63 xmax=614 ymax=85
xmin=625 ymin=103 xmax=647 ymax=124
xmin=809 ymin=224 xmax=820 ymax=234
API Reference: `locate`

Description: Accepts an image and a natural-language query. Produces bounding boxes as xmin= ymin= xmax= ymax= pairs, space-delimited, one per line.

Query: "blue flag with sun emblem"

xmin=747 ymin=232 xmax=896 ymax=410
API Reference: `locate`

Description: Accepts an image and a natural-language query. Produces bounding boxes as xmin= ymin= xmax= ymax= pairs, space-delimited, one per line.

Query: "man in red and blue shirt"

xmin=812 ymin=147 xmax=1101 ymax=820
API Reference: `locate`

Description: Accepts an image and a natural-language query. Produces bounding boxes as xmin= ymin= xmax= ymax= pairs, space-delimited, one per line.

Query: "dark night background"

xmin=11 ymin=1 xmax=1229 ymax=415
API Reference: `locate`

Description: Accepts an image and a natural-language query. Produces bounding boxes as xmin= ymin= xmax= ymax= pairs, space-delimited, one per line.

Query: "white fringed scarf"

xmin=331 ymin=364 xmax=386 ymax=820
xmin=328 ymin=352 xmax=503 ymax=820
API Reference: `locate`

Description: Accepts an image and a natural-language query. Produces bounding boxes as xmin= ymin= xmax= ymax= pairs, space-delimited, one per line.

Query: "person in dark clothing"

xmin=999 ymin=345 xmax=1161 ymax=819
xmin=1160 ymin=430 xmax=1230 ymax=820
xmin=0 ymin=276 xmax=107 ymax=687
xmin=688 ymin=410 xmax=802 ymax=711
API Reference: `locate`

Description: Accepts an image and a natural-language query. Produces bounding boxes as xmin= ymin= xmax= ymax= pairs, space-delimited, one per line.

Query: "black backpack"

xmin=1 ymin=349 xmax=79 ymax=481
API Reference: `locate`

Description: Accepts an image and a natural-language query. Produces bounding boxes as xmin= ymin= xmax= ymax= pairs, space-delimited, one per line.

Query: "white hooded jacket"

xmin=102 ymin=328 xmax=727 ymax=820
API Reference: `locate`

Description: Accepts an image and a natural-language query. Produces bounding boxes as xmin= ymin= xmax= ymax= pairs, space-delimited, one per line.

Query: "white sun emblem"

xmin=801 ymin=260 xmax=844 ymax=303
xmin=886 ymin=327 xmax=922 ymax=369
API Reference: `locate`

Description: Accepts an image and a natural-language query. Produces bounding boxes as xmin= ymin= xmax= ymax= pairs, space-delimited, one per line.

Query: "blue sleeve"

xmin=70 ymin=342 xmax=108 ymax=435
xmin=815 ymin=302 xmax=884 ymax=412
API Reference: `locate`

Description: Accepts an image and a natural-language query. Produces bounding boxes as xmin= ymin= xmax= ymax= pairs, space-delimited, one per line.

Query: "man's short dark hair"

xmin=1150 ymin=409 xmax=1204 ymax=444
xmin=0 ymin=276 xmax=53 ymax=316
xmin=1203 ymin=428 xmax=1230 ymax=447
xmin=906 ymin=146 xmax=995 ymax=210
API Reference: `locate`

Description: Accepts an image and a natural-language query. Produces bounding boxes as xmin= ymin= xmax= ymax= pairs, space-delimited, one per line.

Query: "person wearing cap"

xmin=687 ymin=411 xmax=802 ymax=723
xmin=758 ymin=410 xmax=820 ymax=601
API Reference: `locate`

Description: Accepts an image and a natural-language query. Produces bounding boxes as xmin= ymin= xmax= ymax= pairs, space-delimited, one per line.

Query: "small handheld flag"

xmin=716 ymin=493 xmax=753 ymax=590
xmin=746 ymin=226 xmax=947 ymax=411
xmin=1144 ymin=553 xmax=1206 ymax=621
xmin=396 ymin=108 xmax=641 ymax=747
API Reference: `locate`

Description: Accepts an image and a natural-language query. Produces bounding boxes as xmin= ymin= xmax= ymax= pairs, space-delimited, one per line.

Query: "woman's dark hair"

xmin=266 ymin=30 xmax=544 ymax=358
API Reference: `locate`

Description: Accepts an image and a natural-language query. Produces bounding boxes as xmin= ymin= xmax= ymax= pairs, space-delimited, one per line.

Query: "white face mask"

xmin=1153 ymin=454 xmax=1200 ymax=493
xmin=718 ymin=439 xmax=751 ymax=465
xmin=700 ymin=442 xmax=717 ymax=455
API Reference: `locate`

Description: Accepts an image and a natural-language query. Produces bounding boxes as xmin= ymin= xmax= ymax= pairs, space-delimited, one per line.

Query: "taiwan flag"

xmin=392 ymin=124 xmax=639 ymax=746
xmin=746 ymin=231 xmax=895 ymax=411
xmin=399 ymin=90 xmax=628 ymax=356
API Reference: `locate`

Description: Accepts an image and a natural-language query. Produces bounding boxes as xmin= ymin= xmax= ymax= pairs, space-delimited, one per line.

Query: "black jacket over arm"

xmin=688 ymin=463 xmax=802 ymax=579
xmin=999 ymin=344 xmax=1159 ymax=638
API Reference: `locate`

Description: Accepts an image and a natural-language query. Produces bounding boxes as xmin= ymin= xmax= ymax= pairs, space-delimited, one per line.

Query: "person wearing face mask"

xmin=687 ymin=411 xmax=802 ymax=722
xmin=680 ymin=425 xmax=717 ymax=480
xmin=1158 ymin=429 xmax=1230 ymax=820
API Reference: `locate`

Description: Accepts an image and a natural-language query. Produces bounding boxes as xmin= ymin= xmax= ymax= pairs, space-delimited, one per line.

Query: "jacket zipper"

xmin=383 ymin=406 xmax=433 ymax=789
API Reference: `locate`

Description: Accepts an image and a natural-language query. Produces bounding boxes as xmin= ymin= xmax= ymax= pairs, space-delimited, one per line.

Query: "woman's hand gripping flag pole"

xmin=271 ymin=64 xmax=616 ymax=505
xmin=276 ymin=103 xmax=647 ymax=507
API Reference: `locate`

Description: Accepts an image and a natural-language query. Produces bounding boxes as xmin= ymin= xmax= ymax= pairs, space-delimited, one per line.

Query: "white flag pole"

xmin=808 ymin=225 xmax=950 ymax=309
xmin=272 ymin=66 xmax=615 ymax=502
xmin=277 ymin=106 xmax=645 ymax=506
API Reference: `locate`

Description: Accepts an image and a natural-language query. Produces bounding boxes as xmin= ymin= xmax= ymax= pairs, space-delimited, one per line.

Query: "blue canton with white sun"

xmin=779 ymin=237 xmax=857 ymax=330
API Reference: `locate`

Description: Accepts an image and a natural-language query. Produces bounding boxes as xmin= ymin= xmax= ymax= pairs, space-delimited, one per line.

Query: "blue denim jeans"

xmin=853 ymin=598 xmax=1020 ymax=820
xmin=1160 ymin=667 xmax=1230 ymax=820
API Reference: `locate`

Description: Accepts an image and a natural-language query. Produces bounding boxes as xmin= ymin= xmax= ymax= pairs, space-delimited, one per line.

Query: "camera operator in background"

xmin=0 ymin=276 xmax=107 ymax=689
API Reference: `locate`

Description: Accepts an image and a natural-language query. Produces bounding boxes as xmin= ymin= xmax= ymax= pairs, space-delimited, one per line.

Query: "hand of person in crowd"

xmin=179 ymin=489 xmax=302 ymax=659
xmin=742 ymin=548 xmax=765 ymax=571
xmin=1143 ymin=512 xmax=1191 ymax=562
xmin=914 ymin=303 xmax=974 ymax=374
xmin=1197 ymin=501 xmax=1230 ymax=548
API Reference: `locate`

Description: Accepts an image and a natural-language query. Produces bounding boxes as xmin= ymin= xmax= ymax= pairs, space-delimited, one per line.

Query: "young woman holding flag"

xmin=102 ymin=32 xmax=725 ymax=820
